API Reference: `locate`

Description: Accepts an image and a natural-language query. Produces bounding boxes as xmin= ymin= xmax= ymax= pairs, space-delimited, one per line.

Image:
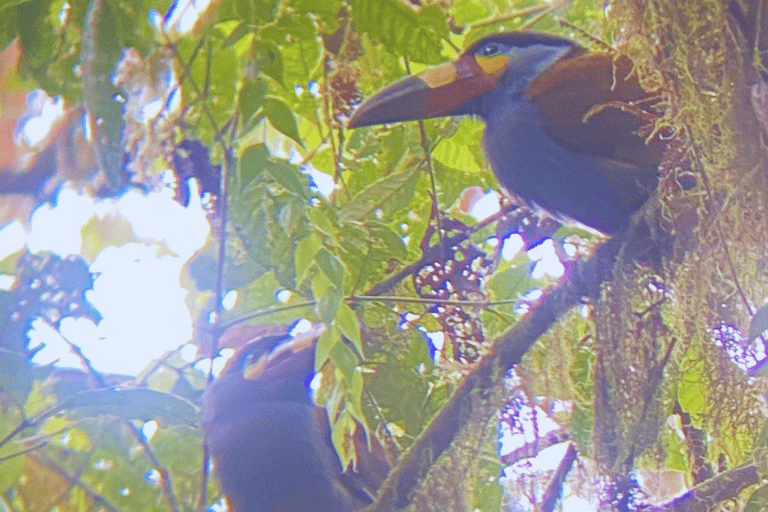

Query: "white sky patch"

xmin=528 ymin=239 xmax=564 ymax=278
xmin=28 ymin=319 xmax=91 ymax=368
xmin=18 ymin=91 xmax=65 ymax=148
xmin=83 ymin=243 xmax=194 ymax=374
xmin=222 ymin=290 xmax=238 ymax=310
xmin=308 ymin=168 xmax=335 ymax=196
xmin=115 ymin=187 xmax=209 ymax=258
xmin=27 ymin=188 xmax=95 ymax=256
xmin=0 ymin=275 xmax=16 ymax=289
xmin=502 ymin=234 xmax=524 ymax=260
xmin=470 ymin=189 xmax=501 ymax=220
xmin=0 ymin=221 xmax=27 ymax=260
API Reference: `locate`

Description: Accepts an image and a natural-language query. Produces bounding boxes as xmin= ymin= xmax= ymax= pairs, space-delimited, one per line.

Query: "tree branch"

xmin=365 ymin=238 xmax=621 ymax=510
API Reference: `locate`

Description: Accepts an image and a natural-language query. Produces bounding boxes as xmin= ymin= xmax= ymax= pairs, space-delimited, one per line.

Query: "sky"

xmin=0 ymin=184 xmax=210 ymax=375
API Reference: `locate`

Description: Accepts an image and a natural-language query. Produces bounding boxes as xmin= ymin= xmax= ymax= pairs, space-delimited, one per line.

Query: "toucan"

xmin=201 ymin=329 xmax=388 ymax=512
xmin=348 ymin=32 xmax=665 ymax=234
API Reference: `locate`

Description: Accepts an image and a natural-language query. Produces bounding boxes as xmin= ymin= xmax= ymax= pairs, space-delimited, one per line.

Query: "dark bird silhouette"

xmin=201 ymin=329 xmax=388 ymax=512
xmin=348 ymin=32 xmax=665 ymax=234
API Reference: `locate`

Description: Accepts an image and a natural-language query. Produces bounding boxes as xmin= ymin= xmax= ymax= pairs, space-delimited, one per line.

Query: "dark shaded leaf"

xmin=64 ymin=388 xmax=197 ymax=426
xmin=0 ymin=350 xmax=31 ymax=406
xmin=749 ymin=304 xmax=768 ymax=340
xmin=81 ymin=0 xmax=125 ymax=190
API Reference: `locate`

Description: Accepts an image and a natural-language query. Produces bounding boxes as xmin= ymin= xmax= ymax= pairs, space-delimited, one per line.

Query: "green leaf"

xmin=340 ymin=157 xmax=421 ymax=222
xmin=367 ymin=222 xmax=407 ymax=259
xmin=0 ymin=456 xmax=23 ymax=494
xmin=336 ymin=303 xmax=362 ymax=355
xmin=330 ymin=334 xmax=358 ymax=382
xmin=264 ymin=159 xmax=308 ymax=199
xmin=315 ymin=327 xmax=341 ymax=370
xmin=282 ymin=34 xmax=322 ymax=86
xmin=306 ymin=208 xmax=338 ymax=237
xmin=677 ymin=371 xmax=706 ymax=417
xmin=239 ymin=143 xmax=268 ymax=193
xmin=291 ymin=0 xmax=342 ymax=14
xmin=252 ymin=40 xmax=284 ymax=85
xmin=264 ymin=98 xmax=303 ymax=145
xmin=316 ymin=249 xmax=345 ymax=289
xmin=295 ymin=233 xmax=322 ymax=285
xmin=351 ymin=0 xmax=447 ymax=64
xmin=452 ymin=0 xmax=490 ymax=24
xmin=317 ymin=285 xmax=341 ymax=324
xmin=745 ymin=484 xmax=768 ymax=512
xmin=239 ymin=78 xmax=268 ymax=125
xmin=279 ymin=196 xmax=306 ymax=234
xmin=63 ymin=389 xmax=197 ymax=426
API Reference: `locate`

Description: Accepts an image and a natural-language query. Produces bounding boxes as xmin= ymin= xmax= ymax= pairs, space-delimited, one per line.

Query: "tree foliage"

xmin=1 ymin=0 xmax=768 ymax=511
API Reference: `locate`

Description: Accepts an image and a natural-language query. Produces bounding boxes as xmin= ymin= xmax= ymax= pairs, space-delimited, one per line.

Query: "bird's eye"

xmin=478 ymin=42 xmax=500 ymax=56
xmin=244 ymin=350 xmax=263 ymax=365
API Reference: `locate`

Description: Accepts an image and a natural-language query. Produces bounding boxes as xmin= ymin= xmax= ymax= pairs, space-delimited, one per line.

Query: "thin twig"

xmin=365 ymin=203 xmax=517 ymax=296
xmin=350 ymin=295 xmax=518 ymax=307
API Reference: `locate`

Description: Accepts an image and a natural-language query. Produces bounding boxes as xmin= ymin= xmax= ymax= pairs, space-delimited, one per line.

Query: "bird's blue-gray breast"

xmin=478 ymin=52 xmax=641 ymax=233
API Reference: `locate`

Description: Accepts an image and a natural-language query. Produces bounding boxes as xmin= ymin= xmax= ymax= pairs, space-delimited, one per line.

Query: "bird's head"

xmin=201 ymin=328 xmax=321 ymax=427
xmin=347 ymin=32 xmax=581 ymax=127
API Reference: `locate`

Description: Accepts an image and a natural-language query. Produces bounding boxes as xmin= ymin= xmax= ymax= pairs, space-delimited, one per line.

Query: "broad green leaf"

xmin=330 ymin=335 xmax=358 ymax=382
xmin=281 ymin=34 xmax=322 ymax=86
xmin=316 ymin=327 xmax=341 ymax=370
xmin=336 ymin=302 xmax=362 ymax=355
xmin=331 ymin=409 xmax=356 ymax=467
xmin=475 ymin=458 xmax=503 ymax=512
xmin=239 ymin=78 xmax=268 ymax=125
xmin=351 ymin=0 xmax=447 ymax=64
xmin=367 ymin=222 xmax=408 ymax=260
xmin=81 ymin=0 xmax=124 ymax=190
xmin=279 ymin=196 xmax=306 ymax=234
xmin=80 ymin=215 xmax=137 ymax=262
xmin=317 ymin=285 xmax=341 ymax=324
xmin=316 ymin=249 xmax=345 ymax=289
xmin=306 ymin=208 xmax=338 ymax=237
xmin=0 ymin=456 xmax=23 ymax=494
xmin=452 ymin=0 xmax=491 ymax=24
xmin=239 ymin=143 xmax=268 ymax=193
xmin=340 ymin=158 xmax=422 ymax=222
xmin=264 ymin=158 xmax=308 ymax=199
xmin=677 ymin=372 xmax=707 ymax=418
xmin=252 ymin=40 xmax=284 ymax=85
xmin=291 ymin=0 xmax=342 ymax=14
xmin=745 ymin=483 xmax=768 ymax=512
xmin=264 ymin=98 xmax=303 ymax=145
xmin=295 ymin=233 xmax=322 ymax=285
